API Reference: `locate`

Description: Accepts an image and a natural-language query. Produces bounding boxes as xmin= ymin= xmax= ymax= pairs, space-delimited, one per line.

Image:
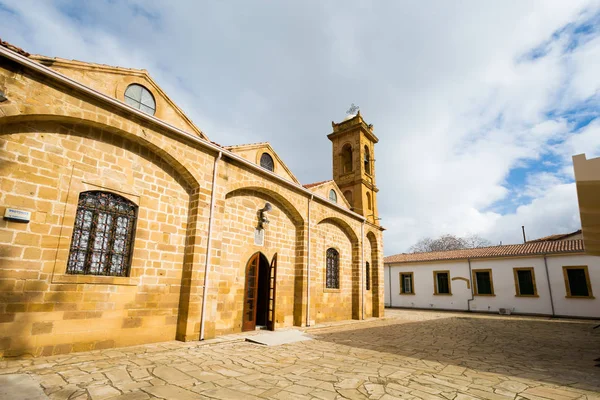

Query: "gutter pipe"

xmin=306 ymin=195 xmax=313 ymax=327
xmin=543 ymin=255 xmax=556 ymax=317
xmin=361 ymin=221 xmax=365 ymax=319
xmin=388 ymin=264 xmax=393 ymax=307
xmin=200 ymin=151 xmax=221 ymax=340
xmin=467 ymin=258 xmax=474 ymax=311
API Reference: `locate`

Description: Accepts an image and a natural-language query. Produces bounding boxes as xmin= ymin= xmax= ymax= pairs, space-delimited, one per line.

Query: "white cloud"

xmin=1 ymin=0 xmax=600 ymax=254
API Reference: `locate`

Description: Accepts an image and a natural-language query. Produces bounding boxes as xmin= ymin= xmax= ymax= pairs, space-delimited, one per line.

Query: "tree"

xmin=409 ymin=234 xmax=492 ymax=253
xmin=463 ymin=234 xmax=492 ymax=249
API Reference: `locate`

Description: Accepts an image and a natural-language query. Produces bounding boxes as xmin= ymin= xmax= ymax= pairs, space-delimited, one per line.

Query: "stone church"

xmin=0 ymin=41 xmax=384 ymax=357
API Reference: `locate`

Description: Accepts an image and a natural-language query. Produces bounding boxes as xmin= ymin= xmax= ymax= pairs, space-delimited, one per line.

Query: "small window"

xmin=366 ymin=192 xmax=372 ymax=210
xmin=400 ymin=272 xmax=414 ymax=294
xmin=260 ymin=153 xmax=274 ymax=172
xmin=124 ymin=84 xmax=156 ymax=115
xmin=341 ymin=144 xmax=353 ymax=173
xmin=67 ymin=191 xmax=138 ymax=277
xmin=329 ymin=189 xmax=337 ymax=203
xmin=365 ymin=262 xmax=371 ymax=291
xmin=473 ymin=269 xmax=494 ymax=295
xmin=514 ymin=268 xmax=537 ymax=296
xmin=563 ymin=266 xmax=594 ymax=298
xmin=434 ymin=271 xmax=451 ymax=295
xmin=364 ymin=145 xmax=371 ymax=174
xmin=326 ymin=248 xmax=339 ymax=289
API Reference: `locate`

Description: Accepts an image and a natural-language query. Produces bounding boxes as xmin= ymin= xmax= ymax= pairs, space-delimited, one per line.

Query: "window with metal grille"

xmin=365 ymin=262 xmax=371 ymax=290
xmin=564 ymin=266 xmax=592 ymax=297
xmin=514 ymin=268 xmax=536 ymax=296
xmin=400 ymin=272 xmax=413 ymax=294
xmin=435 ymin=271 xmax=450 ymax=294
xmin=474 ymin=270 xmax=493 ymax=295
xmin=67 ymin=191 xmax=138 ymax=277
xmin=326 ymin=248 xmax=339 ymax=289
xmin=260 ymin=153 xmax=274 ymax=171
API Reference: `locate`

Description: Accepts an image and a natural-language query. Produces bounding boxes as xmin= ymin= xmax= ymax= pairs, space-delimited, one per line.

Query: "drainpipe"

xmin=200 ymin=151 xmax=222 ymax=340
xmin=361 ymin=221 xmax=365 ymax=319
xmin=543 ymin=255 xmax=556 ymax=317
xmin=306 ymin=195 xmax=313 ymax=327
xmin=467 ymin=258 xmax=474 ymax=312
xmin=388 ymin=264 xmax=393 ymax=308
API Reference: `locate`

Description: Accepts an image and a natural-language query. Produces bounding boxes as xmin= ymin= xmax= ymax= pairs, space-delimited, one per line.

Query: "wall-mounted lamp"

xmin=257 ymin=202 xmax=272 ymax=229
xmin=0 ymin=91 xmax=7 ymax=102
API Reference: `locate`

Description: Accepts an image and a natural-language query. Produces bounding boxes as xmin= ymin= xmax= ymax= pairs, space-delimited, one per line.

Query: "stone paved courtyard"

xmin=1 ymin=310 xmax=599 ymax=400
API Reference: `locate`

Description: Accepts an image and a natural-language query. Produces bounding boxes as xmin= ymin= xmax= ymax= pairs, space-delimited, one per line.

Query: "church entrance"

xmin=242 ymin=252 xmax=278 ymax=332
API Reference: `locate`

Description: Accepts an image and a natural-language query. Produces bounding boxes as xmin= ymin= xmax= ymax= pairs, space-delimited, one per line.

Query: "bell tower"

xmin=328 ymin=110 xmax=379 ymax=224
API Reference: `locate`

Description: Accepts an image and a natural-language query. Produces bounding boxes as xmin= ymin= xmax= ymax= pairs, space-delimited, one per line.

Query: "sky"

xmin=2 ymin=0 xmax=600 ymax=255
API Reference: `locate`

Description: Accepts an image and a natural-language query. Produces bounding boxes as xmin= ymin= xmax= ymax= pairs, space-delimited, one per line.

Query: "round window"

xmin=329 ymin=189 xmax=337 ymax=203
xmin=124 ymin=84 xmax=156 ymax=116
xmin=260 ymin=153 xmax=274 ymax=172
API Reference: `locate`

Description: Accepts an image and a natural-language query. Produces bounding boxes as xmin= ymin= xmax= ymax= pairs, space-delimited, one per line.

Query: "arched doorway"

xmin=243 ymin=252 xmax=278 ymax=332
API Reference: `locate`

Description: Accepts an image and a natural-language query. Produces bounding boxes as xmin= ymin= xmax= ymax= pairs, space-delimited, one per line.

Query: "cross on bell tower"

xmin=328 ymin=108 xmax=379 ymax=224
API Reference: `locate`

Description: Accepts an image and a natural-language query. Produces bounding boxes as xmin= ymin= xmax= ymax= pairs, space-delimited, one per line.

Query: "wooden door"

xmin=266 ymin=253 xmax=278 ymax=331
xmin=242 ymin=253 xmax=260 ymax=332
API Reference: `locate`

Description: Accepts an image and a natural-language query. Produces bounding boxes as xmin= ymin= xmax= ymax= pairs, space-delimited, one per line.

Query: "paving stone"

xmin=1 ymin=311 xmax=599 ymax=400
xmin=143 ymin=385 xmax=201 ymax=399
xmin=87 ymin=385 xmax=121 ymax=399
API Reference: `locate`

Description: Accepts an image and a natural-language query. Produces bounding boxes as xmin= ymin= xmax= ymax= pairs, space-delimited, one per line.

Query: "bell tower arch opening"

xmin=328 ymin=110 xmax=380 ymax=224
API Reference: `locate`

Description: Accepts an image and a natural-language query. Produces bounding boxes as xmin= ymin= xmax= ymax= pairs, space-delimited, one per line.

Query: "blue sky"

xmin=2 ymin=0 xmax=600 ymax=254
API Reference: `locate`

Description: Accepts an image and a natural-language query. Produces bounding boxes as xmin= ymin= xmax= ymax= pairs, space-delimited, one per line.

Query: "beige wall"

xmin=573 ymin=154 xmax=600 ymax=256
xmin=0 ymin=54 xmax=384 ymax=356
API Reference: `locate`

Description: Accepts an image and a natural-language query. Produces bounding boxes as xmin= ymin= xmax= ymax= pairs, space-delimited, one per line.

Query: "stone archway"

xmin=223 ymin=186 xmax=305 ymax=330
xmin=316 ymin=217 xmax=361 ymax=320
xmin=366 ymin=231 xmax=382 ymax=317
xmin=0 ymin=116 xmax=206 ymax=343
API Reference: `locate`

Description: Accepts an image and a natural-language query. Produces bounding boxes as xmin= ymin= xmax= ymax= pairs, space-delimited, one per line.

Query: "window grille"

xmin=326 ymin=248 xmax=339 ymax=289
xmin=260 ymin=153 xmax=274 ymax=171
xmin=67 ymin=191 xmax=137 ymax=277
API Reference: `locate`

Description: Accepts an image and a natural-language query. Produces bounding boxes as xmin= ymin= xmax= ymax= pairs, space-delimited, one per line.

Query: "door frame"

xmin=242 ymin=252 xmax=277 ymax=332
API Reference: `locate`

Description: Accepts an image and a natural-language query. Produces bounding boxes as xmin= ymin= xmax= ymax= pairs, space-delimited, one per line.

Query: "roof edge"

xmin=0 ymin=45 xmax=366 ymax=223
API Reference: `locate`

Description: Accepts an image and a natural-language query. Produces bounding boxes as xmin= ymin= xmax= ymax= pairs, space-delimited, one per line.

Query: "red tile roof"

xmin=303 ymin=180 xmax=333 ymax=189
xmin=0 ymin=39 xmax=30 ymax=57
xmin=528 ymin=230 xmax=582 ymax=242
xmin=384 ymin=239 xmax=585 ymax=264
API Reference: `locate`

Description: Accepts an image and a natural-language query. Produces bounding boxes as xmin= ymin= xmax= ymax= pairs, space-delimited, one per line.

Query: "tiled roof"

xmin=303 ymin=180 xmax=333 ymax=189
xmin=528 ymin=229 xmax=582 ymax=242
xmin=0 ymin=39 xmax=30 ymax=57
xmin=384 ymin=239 xmax=585 ymax=264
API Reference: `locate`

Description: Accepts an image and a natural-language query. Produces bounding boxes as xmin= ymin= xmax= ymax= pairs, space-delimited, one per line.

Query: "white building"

xmin=384 ymin=232 xmax=600 ymax=318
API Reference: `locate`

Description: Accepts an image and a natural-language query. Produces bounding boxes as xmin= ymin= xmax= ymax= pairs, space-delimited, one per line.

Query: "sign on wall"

xmin=4 ymin=208 xmax=31 ymax=222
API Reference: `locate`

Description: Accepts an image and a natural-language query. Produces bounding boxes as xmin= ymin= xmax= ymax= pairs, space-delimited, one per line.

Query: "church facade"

xmin=0 ymin=42 xmax=384 ymax=357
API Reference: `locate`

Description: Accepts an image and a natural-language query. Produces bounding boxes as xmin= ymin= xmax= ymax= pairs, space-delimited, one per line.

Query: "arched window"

xmin=366 ymin=192 xmax=372 ymax=210
xmin=326 ymin=248 xmax=339 ymax=289
xmin=329 ymin=189 xmax=337 ymax=203
xmin=341 ymin=144 xmax=353 ymax=173
xmin=343 ymin=190 xmax=353 ymax=208
xmin=364 ymin=145 xmax=371 ymax=174
xmin=260 ymin=153 xmax=274 ymax=172
xmin=124 ymin=84 xmax=156 ymax=116
xmin=67 ymin=191 xmax=138 ymax=277
xmin=366 ymin=262 xmax=371 ymax=290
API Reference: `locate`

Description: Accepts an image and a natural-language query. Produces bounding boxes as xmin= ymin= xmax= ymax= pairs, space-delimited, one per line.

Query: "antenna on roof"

xmin=521 ymin=226 xmax=527 ymax=244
